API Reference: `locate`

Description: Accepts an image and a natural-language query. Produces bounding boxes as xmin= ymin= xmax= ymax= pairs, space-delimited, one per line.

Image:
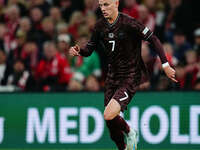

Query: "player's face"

xmin=99 ymin=0 xmax=118 ymax=20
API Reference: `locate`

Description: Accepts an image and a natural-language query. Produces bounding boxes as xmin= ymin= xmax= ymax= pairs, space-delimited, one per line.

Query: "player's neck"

xmin=108 ymin=11 xmax=119 ymax=24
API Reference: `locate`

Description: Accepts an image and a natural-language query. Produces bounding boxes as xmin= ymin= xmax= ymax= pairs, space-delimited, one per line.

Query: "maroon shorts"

xmin=104 ymin=77 xmax=139 ymax=112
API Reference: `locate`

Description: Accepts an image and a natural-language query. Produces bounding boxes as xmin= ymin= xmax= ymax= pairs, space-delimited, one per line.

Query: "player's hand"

xmin=163 ymin=66 xmax=178 ymax=83
xmin=69 ymin=45 xmax=80 ymax=56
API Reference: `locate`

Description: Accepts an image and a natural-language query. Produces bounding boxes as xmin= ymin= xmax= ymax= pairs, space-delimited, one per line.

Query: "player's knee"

xmin=104 ymin=112 xmax=115 ymax=120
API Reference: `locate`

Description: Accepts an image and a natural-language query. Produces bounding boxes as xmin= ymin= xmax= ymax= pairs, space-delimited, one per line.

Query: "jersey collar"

xmin=105 ymin=12 xmax=121 ymax=28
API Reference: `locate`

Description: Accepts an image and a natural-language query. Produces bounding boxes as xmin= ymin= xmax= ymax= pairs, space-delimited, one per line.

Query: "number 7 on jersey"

xmin=109 ymin=40 xmax=115 ymax=52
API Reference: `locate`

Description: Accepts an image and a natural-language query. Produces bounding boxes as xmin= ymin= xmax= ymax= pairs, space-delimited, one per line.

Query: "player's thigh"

xmin=104 ymin=85 xmax=115 ymax=107
xmin=104 ymin=98 xmax=121 ymax=120
xmin=113 ymin=85 xmax=136 ymax=112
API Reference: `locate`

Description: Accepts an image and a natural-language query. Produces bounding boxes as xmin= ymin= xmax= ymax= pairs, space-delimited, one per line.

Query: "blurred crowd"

xmin=0 ymin=0 xmax=200 ymax=92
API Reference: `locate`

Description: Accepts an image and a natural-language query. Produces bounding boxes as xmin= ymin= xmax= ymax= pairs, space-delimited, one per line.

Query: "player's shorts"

xmin=104 ymin=77 xmax=139 ymax=112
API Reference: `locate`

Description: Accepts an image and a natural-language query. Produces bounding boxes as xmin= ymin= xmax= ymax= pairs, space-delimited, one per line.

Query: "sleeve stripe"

xmin=142 ymin=27 xmax=149 ymax=35
xmin=146 ymin=32 xmax=153 ymax=40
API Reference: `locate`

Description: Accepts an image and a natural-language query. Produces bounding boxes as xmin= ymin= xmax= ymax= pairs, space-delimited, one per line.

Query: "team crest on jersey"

xmin=108 ymin=33 xmax=114 ymax=38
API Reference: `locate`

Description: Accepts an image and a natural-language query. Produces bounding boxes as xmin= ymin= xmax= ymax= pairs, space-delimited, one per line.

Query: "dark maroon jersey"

xmin=80 ymin=12 xmax=167 ymax=85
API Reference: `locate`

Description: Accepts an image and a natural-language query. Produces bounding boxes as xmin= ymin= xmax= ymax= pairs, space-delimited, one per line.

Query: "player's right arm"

xmin=69 ymin=26 xmax=99 ymax=57
xmin=69 ymin=44 xmax=80 ymax=56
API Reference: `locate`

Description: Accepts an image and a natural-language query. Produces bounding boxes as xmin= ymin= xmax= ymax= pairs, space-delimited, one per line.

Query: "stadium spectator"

xmin=185 ymin=50 xmax=198 ymax=68
xmin=194 ymin=28 xmax=200 ymax=58
xmin=40 ymin=17 xmax=56 ymax=42
xmin=143 ymin=0 xmax=157 ymax=17
xmin=0 ymin=0 xmax=5 ymax=22
xmin=28 ymin=0 xmax=51 ymax=16
xmin=68 ymin=34 xmax=101 ymax=91
xmin=5 ymin=5 xmax=20 ymax=32
xmin=163 ymin=0 xmax=184 ymax=42
xmin=35 ymin=41 xmax=72 ymax=91
xmin=49 ymin=6 xmax=65 ymax=26
xmin=174 ymin=62 xmax=193 ymax=90
xmin=0 ymin=50 xmax=6 ymax=84
xmin=184 ymin=50 xmax=199 ymax=88
xmin=29 ymin=7 xmax=43 ymax=31
xmin=77 ymin=23 xmax=90 ymax=39
xmin=7 ymin=0 xmax=27 ymax=17
xmin=58 ymin=0 xmax=74 ymax=23
xmin=68 ymin=11 xmax=84 ymax=40
xmin=4 ymin=40 xmax=38 ymax=87
xmin=172 ymin=30 xmax=192 ymax=63
xmin=163 ymin=43 xmax=178 ymax=66
xmin=57 ymin=34 xmax=84 ymax=91
xmin=137 ymin=5 xmax=155 ymax=31
xmin=152 ymin=0 xmax=166 ymax=41
xmin=20 ymin=41 xmax=39 ymax=70
xmin=0 ymin=24 xmax=6 ymax=51
xmin=8 ymin=60 xmax=30 ymax=90
xmin=156 ymin=75 xmax=171 ymax=91
xmin=142 ymin=42 xmax=157 ymax=74
xmin=7 ymin=29 xmax=27 ymax=67
xmin=4 ymin=5 xmax=20 ymax=53
xmin=19 ymin=17 xmax=31 ymax=33
xmin=85 ymin=75 xmax=100 ymax=91
xmin=140 ymin=42 xmax=155 ymax=90
xmin=83 ymin=0 xmax=98 ymax=15
xmin=194 ymin=78 xmax=200 ymax=90
xmin=57 ymin=33 xmax=71 ymax=58
xmin=18 ymin=17 xmax=38 ymax=43
xmin=0 ymin=59 xmax=34 ymax=91
xmin=122 ymin=0 xmax=139 ymax=19
xmin=56 ymin=22 xmax=69 ymax=34
xmin=85 ymin=12 xmax=97 ymax=32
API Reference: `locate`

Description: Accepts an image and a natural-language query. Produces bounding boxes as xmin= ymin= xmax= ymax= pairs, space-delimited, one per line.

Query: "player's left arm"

xmin=130 ymin=18 xmax=178 ymax=82
xmin=147 ymin=34 xmax=178 ymax=83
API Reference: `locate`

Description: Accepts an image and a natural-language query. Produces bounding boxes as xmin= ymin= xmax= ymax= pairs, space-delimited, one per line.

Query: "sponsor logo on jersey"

xmin=108 ymin=33 xmax=114 ymax=38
